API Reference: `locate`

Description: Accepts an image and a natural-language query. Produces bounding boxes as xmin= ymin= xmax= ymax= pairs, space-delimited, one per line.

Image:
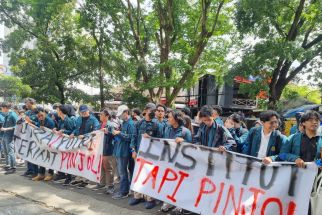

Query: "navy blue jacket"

xmin=163 ymin=125 xmax=192 ymax=142
xmin=133 ymin=118 xmax=162 ymax=151
xmin=194 ymin=121 xmax=235 ymax=149
xmin=102 ymin=121 xmax=118 ymax=156
xmin=279 ymin=132 xmax=322 ymax=162
xmin=242 ymin=127 xmax=287 ymax=160
xmin=228 ymin=127 xmax=249 ymax=153
xmin=36 ymin=115 xmax=56 ymax=129
xmin=2 ymin=111 xmax=18 ymax=142
xmin=58 ymin=116 xmax=76 ymax=135
xmin=114 ymin=118 xmax=136 ymax=157
xmin=72 ymin=114 xmax=100 ymax=135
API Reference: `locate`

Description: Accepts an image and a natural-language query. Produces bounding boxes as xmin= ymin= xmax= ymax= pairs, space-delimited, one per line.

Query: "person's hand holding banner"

xmin=218 ymin=145 xmax=226 ymax=152
xmin=25 ymin=116 xmax=31 ymax=124
xmin=14 ymin=123 xmax=104 ymax=183
xmin=131 ymin=137 xmax=318 ymax=215
xmin=262 ymin=157 xmax=273 ymax=165
xmin=175 ymin=137 xmax=184 ymax=144
xmin=295 ymin=158 xmax=306 ymax=168
xmin=132 ymin=151 xmax=137 ymax=159
xmin=143 ymin=133 xmax=150 ymax=138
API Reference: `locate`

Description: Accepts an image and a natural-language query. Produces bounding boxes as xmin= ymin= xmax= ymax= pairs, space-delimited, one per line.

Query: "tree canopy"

xmin=229 ymin=0 xmax=322 ymax=108
xmin=0 ymin=0 xmax=321 ymax=108
xmin=0 ymin=73 xmax=31 ymax=101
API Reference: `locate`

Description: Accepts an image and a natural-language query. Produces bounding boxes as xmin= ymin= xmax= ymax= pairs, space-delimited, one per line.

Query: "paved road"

xmin=0 ymin=158 xmax=164 ymax=215
xmin=0 ymin=190 xmax=63 ymax=215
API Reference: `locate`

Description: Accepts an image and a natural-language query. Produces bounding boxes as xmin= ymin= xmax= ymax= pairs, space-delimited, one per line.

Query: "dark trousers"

xmin=38 ymin=166 xmax=54 ymax=175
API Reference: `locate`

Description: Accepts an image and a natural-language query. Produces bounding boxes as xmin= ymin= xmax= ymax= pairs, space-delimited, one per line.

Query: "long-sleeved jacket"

xmin=2 ymin=111 xmax=18 ymax=142
xmin=114 ymin=117 xmax=136 ymax=157
xmin=58 ymin=116 xmax=76 ymax=135
xmin=72 ymin=114 xmax=100 ymax=135
xmin=36 ymin=116 xmax=56 ymax=129
xmin=157 ymin=119 xmax=168 ymax=138
xmin=102 ymin=120 xmax=119 ymax=156
xmin=163 ymin=125 xmax=192 ymax=142
xmin=279 ymin=132 xmax=322 ymax=162
xmin=194 ymin=121 xmax=236 ymax=149
xmin=228 ymin=127 xmax=249 ymax=153
xmin=132 ymin=118 xmax=161 ymax=151
xmin=0 ymin=112 xmax=4 ymax=138
xmin=290 ymin=125 xmax=299 ymax=136
xmin=242 ymin=127 xmax=287 ymax=160
xmin=25 ymin=109 xmax=38 ymax=125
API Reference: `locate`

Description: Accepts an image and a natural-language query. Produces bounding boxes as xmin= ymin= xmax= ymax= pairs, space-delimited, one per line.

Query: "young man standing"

xmin=195 ymin=105 xmax=235 ymax=150
xmin=112 ymin=105 xmax=136 ymax=200
xmin=69 ymin=105 xmax=100 ymax=187
xmin=0 ymin=102 xmax=18 ymax=174
xmin=279 ymin=110 xmax=322 ymax=167
xmin=156 ymin=104 xmax=167 ymax=138
xmin=242 ymin=110 xmax=287 ymax=164
xmin=0 ymin=111 xmax=5 ymax=158
xmin=26 ymin=107 xmax=56 ymax=181
xmin=23 ymin=98 xmax=39 ymax=177
xmin=225 ymin=113 xmax=249 ymax=152
xmin=279 ymin=110 xmax=322 ymax=215
xmin=52 ymin=104 xmax=76 ymax=183
xmin=128 ymin=103 xmax=160 ymax=209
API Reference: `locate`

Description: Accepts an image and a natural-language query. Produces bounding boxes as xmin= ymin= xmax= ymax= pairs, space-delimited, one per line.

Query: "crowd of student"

xmin=0 ymin=97 xmax=321 ymax=215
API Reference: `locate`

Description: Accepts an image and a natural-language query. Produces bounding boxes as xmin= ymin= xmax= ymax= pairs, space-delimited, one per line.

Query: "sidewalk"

xmin=0 ymin=160 xmax=163 ymax=215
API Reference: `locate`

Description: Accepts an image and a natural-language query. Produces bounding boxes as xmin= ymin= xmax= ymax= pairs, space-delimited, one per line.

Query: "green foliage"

xmin=0 ymin=0 xmax=94 ymax=104
xmin=282 ymin=84 xmax=321 ymax=104
xmin=0 ymin=74 xmax=31 ymax=101
xmin=229 ymin=0 xmax=322 ymax=107
xmin=86 ymin=0 xmax=233 ymax=105
xmin=122 ymin=87 xmax=149 ymax=110
xmin=2 ymin=0 xmax=321 ymax=108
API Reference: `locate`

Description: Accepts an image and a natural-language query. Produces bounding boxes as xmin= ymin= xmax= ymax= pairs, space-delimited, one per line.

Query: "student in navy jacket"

xmin=194 ymin=105 xmax=235 ymax=151
xmin=279 ymin=111 xmax=322 ymax=167
xmin=242 ymin=110 xmax=287 ymax=164
xmin=27 ymin=107 xmax=56 ymax=181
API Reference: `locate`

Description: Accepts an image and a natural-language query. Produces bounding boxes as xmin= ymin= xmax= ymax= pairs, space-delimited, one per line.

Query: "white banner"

xmin=131 ymin=138 xmax=318 ymax=215
xmin=14 ymin=123 xmax=103 ymax=183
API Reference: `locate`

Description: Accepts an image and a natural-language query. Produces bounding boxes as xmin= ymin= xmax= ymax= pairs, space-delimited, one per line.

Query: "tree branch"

xmin=286 ymin=0 xmax=305 ymax=41
xmin=302 ymin=25 xmax=314 ymax=48
xmin=272 ymin=20 xmax=286 ymax=37
xmin=285 ymin=58 xmax=311 ymax=83
xmin=0 ymin=7 xmax=38 ymax=39
xmin=303 ymin=34 xmax=322 ymax=49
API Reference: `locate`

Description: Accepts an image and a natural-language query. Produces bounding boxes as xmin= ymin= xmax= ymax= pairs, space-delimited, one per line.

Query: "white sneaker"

xmin=161 ymin=203 xmax=175 ymax=212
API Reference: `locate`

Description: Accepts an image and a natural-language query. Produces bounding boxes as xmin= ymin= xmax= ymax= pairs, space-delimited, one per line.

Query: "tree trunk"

xmin=98 ymin=48 xmax=105 ymax=109
xmin=56 ymin=82 xmax=65 ymax=104
xmin=268 ymin=79 xmax=286 ymax=109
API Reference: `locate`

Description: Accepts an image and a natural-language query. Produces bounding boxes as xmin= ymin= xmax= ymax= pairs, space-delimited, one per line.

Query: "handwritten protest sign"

xmin=131 ymin=138 xmax=318 ymax=215
xmin=13 ymin=123 xmax=103 ymax=183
